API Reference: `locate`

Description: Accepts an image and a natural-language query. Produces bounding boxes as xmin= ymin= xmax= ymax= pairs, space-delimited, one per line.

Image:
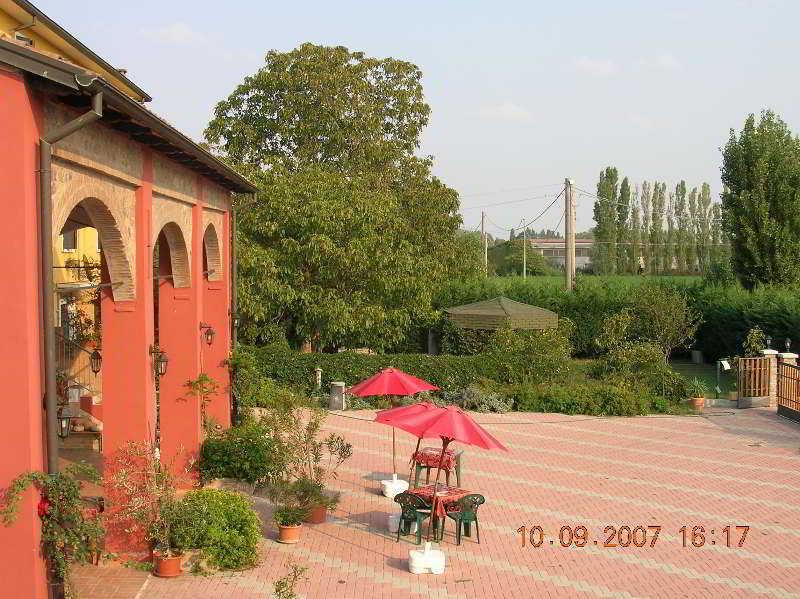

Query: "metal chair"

xmin=441 ymin=493 xmax=485 ymax=545
xmin=393 ymin=492 xmax=432 ymax=545
xmin=414 ymin=450 xmax=463 ymax=487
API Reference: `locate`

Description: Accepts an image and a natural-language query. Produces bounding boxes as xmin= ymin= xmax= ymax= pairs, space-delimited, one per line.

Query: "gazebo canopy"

xmin=444 ymin=296 xmax=557 ymax=330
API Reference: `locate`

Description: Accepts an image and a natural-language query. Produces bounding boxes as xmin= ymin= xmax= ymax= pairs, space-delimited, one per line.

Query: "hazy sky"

xmin=36 ymin=0 xmax=800 ymax=235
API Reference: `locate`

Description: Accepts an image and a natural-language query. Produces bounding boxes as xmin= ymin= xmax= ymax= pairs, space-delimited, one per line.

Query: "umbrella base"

xmin=381 ymin=478 xmax=409 ymax=498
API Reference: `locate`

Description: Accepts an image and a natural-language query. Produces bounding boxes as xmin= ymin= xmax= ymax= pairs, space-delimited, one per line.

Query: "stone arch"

xmin=154 ymin=222 xmax=191 ymax=288
xmin=55 ymin=188 xmax=135 ymax=302
xmin=203 ymin=223 xmax=222 ymax=282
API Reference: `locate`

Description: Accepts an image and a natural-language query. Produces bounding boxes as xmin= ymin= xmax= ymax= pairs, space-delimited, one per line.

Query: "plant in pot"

xmin=104 ymin=441 xmax=185 ymax=577
xmin=283 ymin=409 xmax=352 ymax=524
xmin=272 ymin=503 xmax=308 ymax=544
xmin=687 ymin=378 xmax=708 ymax=412
xmin=1 ymin=462 xmax=104 ymax=599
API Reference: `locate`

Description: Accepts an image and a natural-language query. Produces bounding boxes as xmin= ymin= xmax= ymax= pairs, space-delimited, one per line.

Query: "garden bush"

xmin=511 ymin=381 xmax=655 ymax=416
xmin=197 ymin=421 xmax=283 ymax=485
xmin=244 ymin=324 xmax=573 ymax=395
xmin=443 ymin=384 xmax=513 ymax=413
xmin=171 ymin=489 xmax=261 ymax=570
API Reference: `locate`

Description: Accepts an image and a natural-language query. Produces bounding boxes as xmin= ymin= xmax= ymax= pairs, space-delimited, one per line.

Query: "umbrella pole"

xmin=408 ymin=438 xmax=422 ymax=485
xmin=392 ymin=428 xmax=397 ymax=476
xmin=426 ymin=437 xmax=451 ymax=542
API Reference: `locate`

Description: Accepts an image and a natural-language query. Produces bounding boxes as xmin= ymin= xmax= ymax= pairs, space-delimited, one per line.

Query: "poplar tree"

xmin=640 ymin=181 xmax=652 ymax=272
xmin=593 ymin=167 xmax=619 ymax=274
xmin=650 ymin=182 xmax=666 ymax=274
xmin=721 ymin=110 xmax=800 ymax=288
xmin=616 ymin=177 xmax=631 ymax=273
xmin=696 ymin=183 xmax=713 ymax=271
xmin=673 ymin=181 xmax=688 ymax=272
xmin=662 ymin=192 xmax=676 ymax=272
xmin=630 ymin=185 xmax=641 ymax=274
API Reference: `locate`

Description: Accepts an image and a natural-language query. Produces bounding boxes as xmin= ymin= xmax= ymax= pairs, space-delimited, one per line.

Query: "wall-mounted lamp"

xmin=766 ymin=336 xmax=772 ymax=349
xmin=230 ymin=311 xmax=240 ymax=329
xmin=200 ymin=322 xmax=215 ymax=346
xmin=149 ymin=344 xmax=169 ymax=376
xmin=57 ymin=407 xmax=73 ymax=439
xmin=89 ymin=349 xmax=102 ymax=375
xmin=786 ymin=338 xmax=792 ymax=352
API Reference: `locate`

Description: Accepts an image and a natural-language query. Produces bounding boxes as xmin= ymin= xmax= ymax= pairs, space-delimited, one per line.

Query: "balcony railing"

xmin=55 ymin=331 xmax=102 ymax=400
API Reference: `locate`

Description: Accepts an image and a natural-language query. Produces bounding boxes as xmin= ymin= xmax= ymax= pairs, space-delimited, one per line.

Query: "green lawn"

xmin=669 ymin=360 xmax=735 ymax=396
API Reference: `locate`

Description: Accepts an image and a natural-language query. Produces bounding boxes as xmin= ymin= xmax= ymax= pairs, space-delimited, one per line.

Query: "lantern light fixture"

xmin=149 ymin=345 xmax=169 ymax=377
xmin=57 ymin=408 xmax=72 ymax=439
xmin=786 ymin=338 xmax=792 ymax=352
xmin=89 ymin=349 xmax=102 ymax=375
xmin=766 ymin=336 xmax=772 ymax=349
xmin=200 ymin=322 xmax=215 ymax=346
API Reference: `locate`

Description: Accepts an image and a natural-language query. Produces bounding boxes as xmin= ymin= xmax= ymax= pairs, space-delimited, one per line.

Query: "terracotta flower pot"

xmin=277 ymin=523 xmax=302 ymax=544
xmin=690 ymin=396 xmax=704 ymax=412
xmin=154 ymin=554 xmax=182 ymax=578
xmin=305 ymin=504 xmax=327 ymax=524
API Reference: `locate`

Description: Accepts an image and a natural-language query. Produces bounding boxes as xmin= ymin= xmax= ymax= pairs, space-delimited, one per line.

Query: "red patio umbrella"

xmin=375 ymin=401 xmax=444 ymax=482
xmin=399 ymin=405 xmax=508 ymax=540
xmin=347 ymin=368 xmax=440 ymax=475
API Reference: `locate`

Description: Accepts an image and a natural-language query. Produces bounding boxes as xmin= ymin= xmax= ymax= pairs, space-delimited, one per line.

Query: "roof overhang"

xmin=3 ymin=0 xmax=152 ymax=101
xmin=0 ymin=37 xmax=257 ymax=194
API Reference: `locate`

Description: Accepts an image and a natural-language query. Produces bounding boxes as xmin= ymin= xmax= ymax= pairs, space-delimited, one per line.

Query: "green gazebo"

xmin=445 ymin=296 xmax=557 ymax=330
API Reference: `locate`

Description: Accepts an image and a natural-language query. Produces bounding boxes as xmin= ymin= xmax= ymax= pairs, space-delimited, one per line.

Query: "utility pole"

xmin=564 ymin=178 xmax=576 ymax=291
xmin=522 ymin=226 xmax=527 ymax=279
xmin=481 ymin=211 xmax=488 ymax=276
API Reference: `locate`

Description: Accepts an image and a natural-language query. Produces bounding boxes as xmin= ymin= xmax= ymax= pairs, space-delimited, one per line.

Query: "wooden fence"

xmin=777 ymin=361 xmax=800 ymax=414
xmin=737 ymin=356 xmax=770 ymax=399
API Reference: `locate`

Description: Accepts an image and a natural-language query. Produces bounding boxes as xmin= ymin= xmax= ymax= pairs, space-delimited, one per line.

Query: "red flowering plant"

xmin=1 ymin=462 xmax=103 ymax=596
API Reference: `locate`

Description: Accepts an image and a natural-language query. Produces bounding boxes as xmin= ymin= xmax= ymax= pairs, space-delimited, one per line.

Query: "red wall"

xmin=0 ymin=69 xmax=48 ymax=599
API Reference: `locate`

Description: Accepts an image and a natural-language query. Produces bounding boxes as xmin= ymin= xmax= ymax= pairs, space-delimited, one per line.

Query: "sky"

xmin=36 ymin=0 xmax=800 ymax=236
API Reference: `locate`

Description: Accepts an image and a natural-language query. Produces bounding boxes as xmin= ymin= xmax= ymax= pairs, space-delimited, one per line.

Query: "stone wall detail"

xmin=152 ymin=195 xmax=192 ymax=288
xmin=202 ymin=210 xmax=224 ymax=282
xmin=153 ymin=152 xmax=197 ymax=202
xmin=52 ymin=161 xmax=136 ymax=301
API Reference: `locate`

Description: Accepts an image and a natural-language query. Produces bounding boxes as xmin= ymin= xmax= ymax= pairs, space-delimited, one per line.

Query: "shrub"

xmin=510 ymin=381 xmax=652 ymax=416
xmin=197 ymin=421 xmax=283 ymax=485
xmin=443 ymin=384 xmax=513 ymax=413
xmin=171 ymin=489 xmax=261 ymax=570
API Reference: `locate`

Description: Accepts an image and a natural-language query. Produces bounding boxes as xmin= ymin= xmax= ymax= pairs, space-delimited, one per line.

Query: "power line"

xmin=461 ymin=194 xmax=557 ymax=211
xmin=459 ymin=183 xmax=563 ymax=198
xmin=481 ymin=188 xmax=564 ymax=233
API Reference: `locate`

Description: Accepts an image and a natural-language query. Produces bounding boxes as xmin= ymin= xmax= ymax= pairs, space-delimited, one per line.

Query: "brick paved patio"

xmin=74 ymin=407 xmax=800 ymax=598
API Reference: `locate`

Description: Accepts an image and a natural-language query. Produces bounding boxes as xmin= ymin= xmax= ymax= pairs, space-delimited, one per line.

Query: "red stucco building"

xmin=0 ymin=2 xmax=255 ymax=596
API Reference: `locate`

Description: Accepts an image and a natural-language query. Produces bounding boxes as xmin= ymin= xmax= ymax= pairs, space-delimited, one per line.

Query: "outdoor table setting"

xmin=408 ymin=483 xmax=467 ymax=518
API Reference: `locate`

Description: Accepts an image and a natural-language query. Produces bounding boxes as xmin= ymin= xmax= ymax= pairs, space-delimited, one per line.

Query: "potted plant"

xmin=273 ymin=505 xmax=307 ymax=544
xmin=687 ymin=378 xmax=708 ymax=411
xmin=105 ymin=441 xmax=185 ymax=577
xmin=1 ymin=463 xmax=104 ymax=598
xmin=292 ymin=478 xmax=341 ymax=524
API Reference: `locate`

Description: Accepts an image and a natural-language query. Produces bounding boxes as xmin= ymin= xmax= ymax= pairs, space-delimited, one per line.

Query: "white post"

xmin=481 ymin=211 xmax=488 ymax=275
xmin=522 ymin=226 xmax=527 ymax=279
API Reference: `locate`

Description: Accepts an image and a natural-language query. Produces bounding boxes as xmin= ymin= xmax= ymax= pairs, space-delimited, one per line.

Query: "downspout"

xmin=231 ymin=207 xmax=237 ymax=351
xmin=41 ymin=87 xmax=103 ymax=474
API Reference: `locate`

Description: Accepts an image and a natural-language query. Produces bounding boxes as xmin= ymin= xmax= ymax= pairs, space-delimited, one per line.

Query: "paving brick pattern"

xmin=74 ymin=407 xmax=800 ymax=598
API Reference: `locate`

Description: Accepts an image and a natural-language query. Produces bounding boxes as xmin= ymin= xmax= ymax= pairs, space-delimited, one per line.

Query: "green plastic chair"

xmin=441 ymin=493 xmax=485 ymax=546
xmin=393 ymin=492 xmax=432 ymax=545
xmin=414 ymin=450 xmax=464 ymax=487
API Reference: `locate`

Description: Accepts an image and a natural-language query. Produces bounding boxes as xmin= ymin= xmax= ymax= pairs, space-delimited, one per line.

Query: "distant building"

xmin=528 ymin=238 xmax=594 ymax=270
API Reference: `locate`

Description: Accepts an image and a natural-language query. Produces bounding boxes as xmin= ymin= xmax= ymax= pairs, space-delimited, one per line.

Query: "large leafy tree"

xmin=207 ymin=44 xmax=472 ymax=347
xmin=236 ymin=167 xmax=435 ymax=349
xmin=721 ymin=110 xmax=800 ymax=288
xmin=205 ymin=43 xmax=430 ymax=174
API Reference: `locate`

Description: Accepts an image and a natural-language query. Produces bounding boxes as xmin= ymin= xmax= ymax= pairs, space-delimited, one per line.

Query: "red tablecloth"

xmin=412 ymin=447 xmax=456 ymax=472
xmin=409 ymin=484 xmax=470 ymax=518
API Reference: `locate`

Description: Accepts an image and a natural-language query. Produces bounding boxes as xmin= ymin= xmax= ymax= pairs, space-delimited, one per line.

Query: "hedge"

xmin=245 ymin=326 xmax=571 ymax=394
xmin=432 ymin=276 xmax=800 ymax=361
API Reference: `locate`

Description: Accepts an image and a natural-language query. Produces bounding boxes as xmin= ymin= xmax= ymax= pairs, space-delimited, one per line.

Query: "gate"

xmin=737 ymin=356 xmax=770 ymax=399
xmin=777 ymin=361 xmax=800 ymax=423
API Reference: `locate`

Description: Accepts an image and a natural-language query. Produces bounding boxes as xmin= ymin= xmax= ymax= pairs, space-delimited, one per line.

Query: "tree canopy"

xmin=721 ymin=110 xmax=800 ymax=288
xmin=207 ymin=43 xmax=474 ymax=348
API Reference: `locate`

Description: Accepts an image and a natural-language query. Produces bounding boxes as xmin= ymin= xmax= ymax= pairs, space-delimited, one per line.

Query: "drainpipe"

xmin=231 ymin=207 xmax=237 ymax=351
xmin=41 ymin=87 xmax=103 ymax=474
